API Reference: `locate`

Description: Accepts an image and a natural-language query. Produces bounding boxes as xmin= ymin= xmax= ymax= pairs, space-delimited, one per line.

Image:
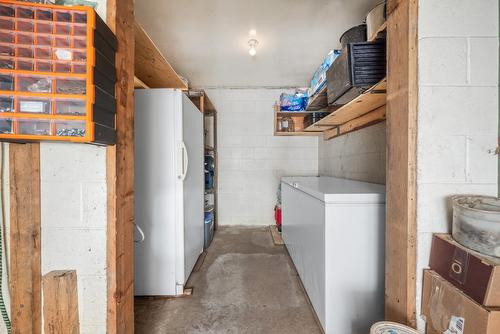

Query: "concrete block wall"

xmin=416 ymin=0 xmax=499 ymax=331
xmin=318 ymin=122 xmax=386 ymax=184
xmin=204 ymin=89 xmax=319 ymax=226
xmin=40 ymin=143 xmax=107 ymax=334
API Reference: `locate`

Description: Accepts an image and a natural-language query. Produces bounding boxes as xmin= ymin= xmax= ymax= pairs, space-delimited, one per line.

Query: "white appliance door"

xmin=180 ymin=94 xmax=204 ymax=282
xmin=134 ymin=89 xmax=182 ymax=296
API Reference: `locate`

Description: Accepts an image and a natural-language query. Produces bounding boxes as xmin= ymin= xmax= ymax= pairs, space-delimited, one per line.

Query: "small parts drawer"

xmin=0 ymin=117 xmax=86 ymax=138
xmin=0 ymin=74 xmax=86 ymax=95
xmin=0 ymin=94 xmax=86 ymax=116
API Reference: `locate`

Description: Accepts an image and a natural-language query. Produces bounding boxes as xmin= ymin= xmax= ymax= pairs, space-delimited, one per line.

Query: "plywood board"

xmin=9 ymin=143 xmax=41 ymax=334
xmin=134 ymin=21 xmax=187 ymax=90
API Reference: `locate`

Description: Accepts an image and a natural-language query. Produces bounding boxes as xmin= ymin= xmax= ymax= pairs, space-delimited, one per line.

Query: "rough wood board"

xmin=385 ymin=0 xmax=418 ymax=327
xmin=269 ymin=225 xmax=284 ymax=245
xmin=9 ymin=143 xmax=41 ymax=334
xmin=134 ymin=20 xmax=187 ymax=89
xmin=106 ymin=0 xmax=135 ymax=333
xmin=323 ymin=105 xmax=386 ymax=140
xmin=43 ymin=270 xmax=79 ymax=334
xmin=315 ymin=78 xmax=387 ymax=127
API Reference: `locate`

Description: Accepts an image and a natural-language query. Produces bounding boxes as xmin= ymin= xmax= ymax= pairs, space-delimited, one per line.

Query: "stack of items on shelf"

xmin=275 ymin=89 xmax=308 ymax=133
xmin=204 ymin=154 xmax=215 ymax=248
xmin=326 ymin=4 xmax=386 ymax=108
xmin=307 ymin=49 xmax=340 ymax=99
xmin=273 ymin=2 xmax=387 ymax=136
xmin=422 ymin=195 xmax=500 ymax=334
xmin=0 ymin=1 xmax=116 ymax=144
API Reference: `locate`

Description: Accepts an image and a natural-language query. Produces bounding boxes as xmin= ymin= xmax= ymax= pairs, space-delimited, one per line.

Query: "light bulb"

xmin=248 ymin=39 xmax=258 ymax=57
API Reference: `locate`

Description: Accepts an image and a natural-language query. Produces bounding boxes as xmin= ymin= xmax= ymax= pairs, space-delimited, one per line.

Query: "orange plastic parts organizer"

xmin=0 ymin=0 xmax=117 ymax=144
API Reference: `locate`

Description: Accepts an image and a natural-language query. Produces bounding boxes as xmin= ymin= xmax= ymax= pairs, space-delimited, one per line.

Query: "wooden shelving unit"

xmin=273 ymin=105 xmax=323 ymax=136
xmin=188 ymin=89 xmax=219 ymax=231
xmin=274 ymin=23 xmax=387 ymax=140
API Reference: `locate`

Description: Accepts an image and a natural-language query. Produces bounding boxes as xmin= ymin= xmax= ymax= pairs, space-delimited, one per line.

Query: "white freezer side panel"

xmin=282 ymin=182 xmax=325 ymax=328
xmin=281 ymin=178 xmax=385 ymax=334
xmin=181 ymin=94 xmax=204 ymax=283
xmin=134 ymin=89 xmax=183 ymax=296
xmin=324 ymin=203 xmax=385 ymax=334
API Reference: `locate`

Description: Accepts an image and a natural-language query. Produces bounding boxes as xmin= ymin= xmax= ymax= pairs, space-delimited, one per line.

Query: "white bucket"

xmin=370 ymin=321 xmax=420 ymax=334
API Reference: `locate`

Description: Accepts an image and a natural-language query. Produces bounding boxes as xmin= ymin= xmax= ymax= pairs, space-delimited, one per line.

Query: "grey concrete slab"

xmin=135 ymin=226 xmax=322 ymax=334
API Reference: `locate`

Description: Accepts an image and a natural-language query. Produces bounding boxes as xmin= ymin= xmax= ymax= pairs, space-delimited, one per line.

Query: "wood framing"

xmin=9 ymin=143 xmax=41 ymax=334
xmin=43 ymin=270 xmax=80 ymax=334
xmin=106 ymin=0 xmax=135 ymax=333
xmin=134 ymin=20 xmax=187 ymax=90
xmin=385 ymin=0 xmax=418 ymax=327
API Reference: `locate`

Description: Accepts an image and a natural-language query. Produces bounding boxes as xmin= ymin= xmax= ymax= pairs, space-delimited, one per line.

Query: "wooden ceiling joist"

xmin=134 ymin=20 xmax=188 ymax=90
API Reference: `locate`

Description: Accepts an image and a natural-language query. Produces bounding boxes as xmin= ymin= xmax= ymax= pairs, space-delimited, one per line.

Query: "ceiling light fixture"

xmin=248 ymin=38 xmax=258 ymax=57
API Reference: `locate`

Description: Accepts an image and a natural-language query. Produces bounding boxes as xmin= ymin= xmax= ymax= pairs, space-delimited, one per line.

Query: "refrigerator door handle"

xmin=180 ymin=141 xmax=189 ymax=181
xmin=134 ymin=221 xmax=145 ymax=243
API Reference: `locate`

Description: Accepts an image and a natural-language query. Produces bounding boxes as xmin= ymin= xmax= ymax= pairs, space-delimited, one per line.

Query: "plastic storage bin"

xmin=0 ymin=0 xmax=117 ymax=144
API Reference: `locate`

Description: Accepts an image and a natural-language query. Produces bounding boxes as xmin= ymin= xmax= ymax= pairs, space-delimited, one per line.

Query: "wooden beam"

xmin=106 ymin=1 xmax=135 ymax=333
xmin=9 ymin=143 xmax=41 ymax=334
xmin=385 ymin=0 xmax=418 ymax=327
xmin=43 ymin=270 xmax=79 ymax=334
xmin=134 ymin=20 xmax=187 ymax=90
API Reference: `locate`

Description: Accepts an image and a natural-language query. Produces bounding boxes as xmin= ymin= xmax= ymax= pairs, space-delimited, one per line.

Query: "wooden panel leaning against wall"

xmin=385 ymin=0 xmax=418 ymax=327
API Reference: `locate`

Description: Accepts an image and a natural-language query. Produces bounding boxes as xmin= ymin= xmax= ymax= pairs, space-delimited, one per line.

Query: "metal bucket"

xmin=452 ymin=195 xmax=500 ymax=257
xmin=370 ymin=321 xmax=419 ymax=334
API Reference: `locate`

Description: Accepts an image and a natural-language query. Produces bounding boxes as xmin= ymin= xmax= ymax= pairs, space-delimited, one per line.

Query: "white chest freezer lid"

xmin=281 ymin=176 xmax=385 ymax=204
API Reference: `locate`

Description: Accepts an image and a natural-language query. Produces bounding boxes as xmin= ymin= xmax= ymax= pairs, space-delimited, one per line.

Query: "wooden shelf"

xmin=310 ymin=78 xmax=386 ymax=129
xmin=134 ymin=20 xmax=188 ymax=90
xmin=273 ymin=105 xmax=322 ymax=136
xmin=274 ymin=131 xmax=321 ymax=137
xmin=188 ymin=89 xmax=217 ymax=114
xmin=277 ymin=111 xmax=318 ymax=116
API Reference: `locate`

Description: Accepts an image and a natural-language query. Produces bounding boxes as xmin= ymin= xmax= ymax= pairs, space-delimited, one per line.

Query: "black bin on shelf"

xmin=326 ymin=40 xmax=386 ymax=107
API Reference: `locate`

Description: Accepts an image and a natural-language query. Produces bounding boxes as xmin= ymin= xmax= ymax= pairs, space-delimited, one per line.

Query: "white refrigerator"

xmin=134 ymin=89 xmax=204 ymax=296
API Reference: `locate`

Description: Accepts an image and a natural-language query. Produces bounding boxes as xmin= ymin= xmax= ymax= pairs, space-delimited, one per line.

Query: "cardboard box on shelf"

xmin=421 ymin=270 xmax=500 ymax=334
xmin=430 ymin=234 xmax=500 ymax=307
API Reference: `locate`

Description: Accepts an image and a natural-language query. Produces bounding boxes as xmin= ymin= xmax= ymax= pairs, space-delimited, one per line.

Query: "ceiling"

xmin=135 ymin=0 xmax=380 ymax=88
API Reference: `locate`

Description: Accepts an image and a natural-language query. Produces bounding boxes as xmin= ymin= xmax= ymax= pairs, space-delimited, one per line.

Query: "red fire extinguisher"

xmin=274 ymin=205 xmax=282 ymax=232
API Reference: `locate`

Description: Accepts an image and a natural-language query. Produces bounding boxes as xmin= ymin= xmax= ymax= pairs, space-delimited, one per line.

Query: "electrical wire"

xmin=0 ymin=143 xmax=11 ymax=333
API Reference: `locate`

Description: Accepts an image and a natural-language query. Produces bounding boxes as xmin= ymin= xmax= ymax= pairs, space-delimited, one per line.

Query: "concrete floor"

xmin=135 ymin=226 xmax=322 ymax=333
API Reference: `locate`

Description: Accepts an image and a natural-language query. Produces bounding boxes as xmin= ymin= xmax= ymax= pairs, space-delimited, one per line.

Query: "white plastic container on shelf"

xmin=452 ymin=195 xmax=500 ymax=258
xmin=281 ymin=176 xmax=386 ymax=334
